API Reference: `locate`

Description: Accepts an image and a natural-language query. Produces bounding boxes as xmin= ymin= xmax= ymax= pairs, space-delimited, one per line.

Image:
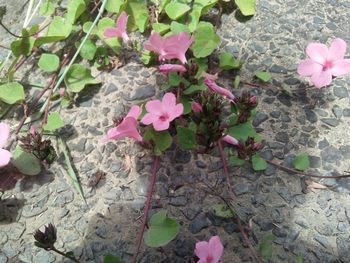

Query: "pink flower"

xmin=0 ymin=122 xmax=12 ymax=168
xmin=102 ymin=105 xmax=142 ymax=142
xmin=141 ymin=93 xmax=183 ymax=131
xmin=201 ymin=72 xmax=219 ymax=81
xmin=191 ymin=102 xmax=203 ymax=113
xmin=204 ymin=78 xmax=235 ymax=100
xmin=298 ymin=38 xmax=350 ymax=88
xmin=195 ymin=236 xmax=224 ymax=263
xmin=159 ymin=64 xmax=187 ymax=74
xmin=222 ymin=135 xmax=239 ymax=146
xmin=143 ymin=32 xmax=193 ymax=64
xmin=104 ymin=11 xmax=129 ymax=42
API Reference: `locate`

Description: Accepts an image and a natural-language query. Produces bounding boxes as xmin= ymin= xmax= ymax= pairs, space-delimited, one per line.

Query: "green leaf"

xmin=165 ymin=2 xmax=191 ymax=20
xmin=0 ymin=82 xmax=25 ymax=104
xmin=105 ymin=0 xmax=124 ymax=13
xmin=235 ymin=0 xmax=255 ymax=16
xmin=168 ymin=72 xmax=182 ymax=86
xmin=11 ymin=146 xmax=41 ymax=176
xmin=177 ymin=126 xmax=196 ymax=150
xmin=170 ymin=21 xmax=190 ymax=34
xmin=296 ymin=255 xmax=304 ymax=263
xmin=219 ymin=52 xmax=241 ymax=70
xmin=293 ymin=154 xmax=310 ymax=171
xmin=66 ymin=0 xmax=86 ymax=23
xmin=64 ymin=64 xmax=100 ymax=93
xmin=281 ymin=83 xmax=292 ymax=96
xmin=234 ymin=75 xmax=240 ymax=89
xmin=125 ymin=0 xmax=149 ymax=33
xmin=255 ymin=71 xmax=272 ymax=82
xmin=229 ymin=155 xmax=245 ymax=167
xmin=82 ymin=21 xmax=98 ymax=34
xmin=58 ymin=137 xmax=86 ymax=202
xmin=251 ymin=153 xmax=267 ymax=171
xmin=35 ymin=16 xmax=72 ymax=46
xmin=193 ymin=57 xmax=208 ymax=78
xmin=103 ymin=254 xmax=125 ymax=263
xmin=227 ymin=122 xmax=261 ymax=141
xmin=152 ymin=23 xmax=170 ymax=34
xmin=78 ymin=39 xmax=97 ymax=60
xmin=183 ymin=83 xmax=207 ymax=95
xmin=180 ymin=96 xmax=191 ymax=114
xmin=11 ymin=29 xmax=35 ymax=57
xmin=44 ymin=112 xmax=65 ymax=131
xmin=188 ymin=0 xmax=218 ymax=31
xmin=258 ymin=234 xmax=276 ymax=261
xmin=188 ymin=9 xmax=201 ymax=32
xmin=191 ymin=22 xmax=221 ymax=58
xmin=96 ymin=17 xmax=122 ymax=53
xmin=38 ymin=53 xmax=60 ymax=72
xmin=144 ymin=209 xmax=180 ymax=247
xmin=211 ymin=203 xmax=235 ymax=218
xmin=39 ymin=0 xmax=55 ymax=16
xmin=144 ymin=127 xmax=172 ymax=155
xmin=141 ymin=50 xmax=152 ymax=65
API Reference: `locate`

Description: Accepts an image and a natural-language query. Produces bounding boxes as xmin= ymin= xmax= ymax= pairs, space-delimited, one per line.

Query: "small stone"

xmin=333 ymin=86 xmax=348 ymax=98
xmin=135 ymin=176 xmax=150 ymax=197
xmin=0 ymin=232 xmax=8 ymax=246
xmin=124 ymin=84 xmax=156 ymax=101
xmin=271 ymin=208 xmax=284 ymax=223
xmin=95 ymin=224 xmax=108 ymax=239
xmin=270 ymin=65 xmax=287 ymax=73
xmin=270 ymin=111 xmax=281 ymax=118
xmin=264 ymin=164 xmax=276 ymax=176
xmin=208 ymin=161 xmax=223 ymax=172
xmin=284 ymin=78 xmax=300 ymax=85
xmin=321 ymin=118 xmax=339 ymax=127
xmin=275 ymin=132 xmax=289 ymax=143
xmin=183 ymin=207 xmax=201 ymax=220
xmin=343 ymin=108 xmax=350 ymax=117
xmin=309 ymin=156 xmax=321 ymax=168
xmin=2 ymin=242 xmax=17 ymax=258
xmin=268 ymin=142 xmax=284 ymax=149
xmin=105 ymin=83 xmax=118 ymax=95
xmin=260 ymin=150 xmax=273 ymax=160
xmin=255 ymin=218 xmax=273 ymax=231
xmin=332 ymin=105 xmax=343 ymax=118
xmin=318 ymin=138 xmax=329 ymax=149
xmin=224 ymin=223 xmax=239 ymax=234
xmin=340 ymin=145 xmax=350 ymax=159
xmin=337 ymin=236 xmax=350 ymax=262
xmin=196 ymin=161 xmax=207 ymax=168
xmin=273 ymin=227 xmax=288 ymax=238
xmin=315 ymin=224 xmax=333 ymax=236
xmin=253 ymin=112 xmax=268 ymax=127
xmin=174 ymin=238 xmax=195 ymax=258
xmin=281 ymin=113 xmax=291 ymax=122
xmin=296 ymin=116 xmax=305 ymax=124
xmin=277 ymin=94 xmax=292 ymax=107
xmin=233 ymin=184 xmax=252 ymax=196
xmin=321 ymin=146 xmax=342 ymax=164
xmin=7 ymin=223 xmax=25 ymax=240
xmin=121 ymin=188 xmax=134 ymax=201
xmin=0 ymin=254 xmax=7 ymax=263
xmin=295 ymin=217 xmax=309 ymax=228
xmin=337 ymin=222 xmax=348 ymax=232
xmin=277 ymin=187 xmax=292 ymax=203
xmin=314 ymin=109 xmax=328 ymax=117
xmin=189 ymin=213 xmax=210 ymax=234
xmin=73 ymin=138 xmax=86 ymax=152
xmin=169 ymin=196 xmax=187 ymax=206
xmin=285 ymin=229 xmax=299 ymax=243
xmin=298 ymin=133 xmax=309 ymax=146
xmin=252 ymin=194 xmax=268 ymax=206
xmin=314 ymin=236 xmax=329 ymax=248
xmin=174 ymin=150 xmax=191 ymax=164
xmin=304 ymin=108 xmax=317 ymax=123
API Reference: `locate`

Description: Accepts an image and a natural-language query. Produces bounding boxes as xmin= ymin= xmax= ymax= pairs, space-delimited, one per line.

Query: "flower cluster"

xmin=195 ymin=236 xmax=224 ymax=263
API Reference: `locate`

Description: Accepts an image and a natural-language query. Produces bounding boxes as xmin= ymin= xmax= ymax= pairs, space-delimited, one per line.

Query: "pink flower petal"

xmin=0 ymin=122 xmax=10 ymax=148
xmin=104 ymin=28 xmax=120 ymax=38
xmin=145 ymin=100 xmax=163 ymax=116
xmin=331 ymin=59 xmax=350 ymax=76
xmin=106 ymin=118 xmax=142 ymax=141
xmin=141 ymin=113 xmax=158 ymax=125
xmin=222 ymin=135 xmax=239 ymax=146
xmin=297 ymin=59 xmax=323 ymax=76
xmin=153 ymin=118 xmax=170 ymax=131
xmin=311 ymin=69 xmax=332 ymax=88
xmin=162 ymin=93 xmax=176 ymax=110
xmin=159 ymin=64 xmax=187 ymax=74
xmin=208 ymin=236 xmax=224 ymax=262
xmin=170 ymin=104 xmax=184 ymax=121
xmin=143 ymin=33 xmax=165 ymax=54
xmin=204 ymin=78 xmax=235 ymax=100
xmin=191 ymin=102 xmax=203 ymax=113
xmin=195 ymin=241 xmax=209 ymax=259
xmin=0 ymin=148 xmax=12 ymax=168
xmin=328 ymin=38 xmax=347 ymax=61
xmin=126 ymin=105 xmax=142 ymax=119
xmin=306 ymin=43 xmax=328 ymax=64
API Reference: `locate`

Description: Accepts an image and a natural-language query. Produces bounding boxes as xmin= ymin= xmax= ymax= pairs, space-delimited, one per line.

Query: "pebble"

xmin=314 ymin=236 xmax=329 ymax=248
xmin=295 ymin=217 xmax=309 ymax=228
xmin=169 ymin=196 xmax=188 ymax=206
xmin=188 ymin=213 xmax=210 ymax=234
xmin=275 ymin=132 xmax=289 ymax=143
xmin=333 ymin=86 xmax=348 ymax=98
xmin=321 ymin=118 xmax=339 ymax=127
xmin=304 ymin=108 xmax=317 ymax=123
xmin=135 ymin=176 xmax=150 ymax=197
xmin=252 ymin=112 xmax=268 ymax=126
xmin=343 ymin=108 xmax=350 ymax=117
xmin=105 ymin=83 xmax=118 ymax=95
xmin=233 ymin=183 xmax=252 ymax=196
xmin=123 ymin=84 xmax=156 ymax=101
xmin=321 ymin=146 xmax=342 ymax=164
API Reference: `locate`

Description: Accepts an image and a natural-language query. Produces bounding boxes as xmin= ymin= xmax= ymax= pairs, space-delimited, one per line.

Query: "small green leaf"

xmin=38 ymin=53 xmax=60 ymax=72
xmin=44 ymin=112 xmax=65 ymax=131
xmin=281 ymin=83 xmax=292 ymax=96
xmin=258 ymin=234 xmax=276 ymax=261
xmin=11 ymin=29 xmax=35 ymax=57
xmin=219 ymin=52 xmax=241 ymax=70
xmin=229 ymin=155 xmax=245 ymax=167
xmin=235 ymin=0 xmax=255 ymax=16
xmin=144 ymin=209 xmax=180 ymax=247
xmin=255 ymin=71 xmax=272 ymax=82
xmin=35 ymin=16 xmax=72 ymax=46
xmin=64 ymin=64 xmax=100 ymax=93
xmin=180 ymin=96 xmax=191 ymax=115
xmin=125 ymin=0 xmax=149 ymax=33
xmin=211 ymin=203 xmax=235 ymax=218
xmin=165 ymin=2 xmax=191 ymax=20
xmin=170 ymin=21 xmax=190 ymax=34
xmin=0 ymin=82 xmax=25 ymax=104
xmin=12 ymin=146 xmax=41 ymax=176
xmin=168 ymin=72 xmax=182 ymax=86
xmin=144 ymin=127 xmax=173 ymax=156
xmin=293 ymin=154 xmax=310 ymax=171
xmin=251 ymin=153 xmax=267 ymax=171
xmin=141 ymin=50 xmax=152 ymax=65
xmin=183 ymin=83 xmax=207 ymax=95
xmin=228 ymin=122 xmax=261 ymax=141
xmin=39 ymin=0 xmax=55 ymax=16
xmin=296 ymin=255 xmax=304 ymax=263
xmin=152 ymin=23 xmax=170 ymax=34
xmin=66 ymin=0 xmax=86 ymax=24
xmin=234 ymin=75 xmax=241 ymax=89
xmin=192 ymin=22 xmax=221 ymax=58
xmin=78 ymin=39 xmax=97 ymax=60
xmin=177 ymin=126 xmax=196 ymax=150
xmin=103 ymin=254 xmax=125 ymax=263
xmin=105 ymin=0 xmax=124 ymax=13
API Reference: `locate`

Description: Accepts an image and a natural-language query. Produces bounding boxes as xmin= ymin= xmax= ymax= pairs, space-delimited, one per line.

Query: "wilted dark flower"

xmin=34 ymin=223 xmax=57 ymax=250
xmin=232 ymin=91 xmax=258 ymax=123
xmin=235 ymin=137 xmax=261 ymax=160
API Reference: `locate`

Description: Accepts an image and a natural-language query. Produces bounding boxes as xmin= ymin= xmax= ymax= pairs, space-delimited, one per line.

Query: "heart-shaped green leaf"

xmin=251 ymin=153 xmax=267 ymax=171
xmin=64 ymin=64 xmax=100 ymax=93
xmin=235 ymin=0 xmax=255 ymax=16
xmin=177 ymin=126 xmax=197 ymax=150
xmin=219 ymin=52 xmax=242 ymax=70
xmin=103 ymin=254 xmax=125 ymax=263
xmin=144 ymin=209 xmax=180 ymax=247
xmin=12 ymin=146 xmax=41 ymax=176
xmin=293 ymin=154 xmax=310 ymax=171
xmin=44 ymin=112 xmax=65 ymax=131
xmin=38 ymin=53 xmax=60 ymax=72
xmin=165 ymin=2 xmax=191 ymax=20
xmin=191 ymin=22 xmax=221 ymax=58
xmin=255 ymin=71 xmax=272 ymax=82
xmin=0 ymin=82 xmax=25 ymax=104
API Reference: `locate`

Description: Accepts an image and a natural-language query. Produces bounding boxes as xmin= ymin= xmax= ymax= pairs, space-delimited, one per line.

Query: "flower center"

xmin=322 ymin=60 xmax=333 ymax=71
xmin=159 ymin=113 xmax=169 ymax=122
xmin=206 ymin=255 xmax=214 ymax=263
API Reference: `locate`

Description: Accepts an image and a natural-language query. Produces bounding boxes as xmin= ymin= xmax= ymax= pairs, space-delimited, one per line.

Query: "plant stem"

xmin=267 ymin=160 xmax=350 ymax=179
xmin=217 ymin=140 xmax=235 ymax=197
xmin=51 ymin=247 xmax=80 ymax=263
xmin=132 ymin=156 xmax=159 ymax=263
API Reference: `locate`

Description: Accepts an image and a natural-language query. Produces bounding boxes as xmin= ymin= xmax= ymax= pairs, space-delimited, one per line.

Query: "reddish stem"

xmin=217 ymin=140 xmax=235 ymax=197
xmin=132 ymin=156 xmax=159 ymax=263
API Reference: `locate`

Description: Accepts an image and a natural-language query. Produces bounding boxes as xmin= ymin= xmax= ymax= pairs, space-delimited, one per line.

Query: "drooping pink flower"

xmin=102 ymin=105 xmax=142 ymax=143
xmin=222 ymin=135 xmax=239 ymax=146
xmin=297 ymin=38 xmax=350 ymax=88
xmin=194 ymin=236 xmax=224 ymax=263
xmin=204 ymin=78 xmax=235 ymax=100
xmin=141 ymin=93 xmax=183 ymax=131
xmin=159 ymin=64 xmax=187 ymax=74
xmin=191 ymin=102 xmax=203 ymax=113
xmin=0 ymin=122 xmax=12 ymax=168
xmin=104 ymin=11 xmax=129 ymax=42
xmin=143 ymin=32 xmax=193 ymax=64
xmin=201 ymin=72 xmax=219 ymax=81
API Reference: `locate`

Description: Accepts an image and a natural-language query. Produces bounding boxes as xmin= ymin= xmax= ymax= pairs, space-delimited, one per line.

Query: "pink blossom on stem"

xmin=194 ymin=236 xmax=224 ymax=263
xmin=159 ymin=64 xmax=187 ymax=74
xmin=201 ymin=71 xmax=219 ymax=81
xmin=297 ymin=38 xmax=350 ymax=88
xmin=143 ymin=32 xmax=193 ymax=64
xmin=191 ymin=101 xmax=203 ymax=113
xmin=104 ymin=11 xmax=129 ymax=42
xmin=101 ymin=105 xmax=142 ymax=143
xmin=222 ymin=135 xmax=239 ymax=146
xmin=0 ymin=122 xmax=12 ymax=168
xmin=204 ymin=78 xmax=235 ymax=100
xmin=141 ymin=93 xmax=183 ymax=131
